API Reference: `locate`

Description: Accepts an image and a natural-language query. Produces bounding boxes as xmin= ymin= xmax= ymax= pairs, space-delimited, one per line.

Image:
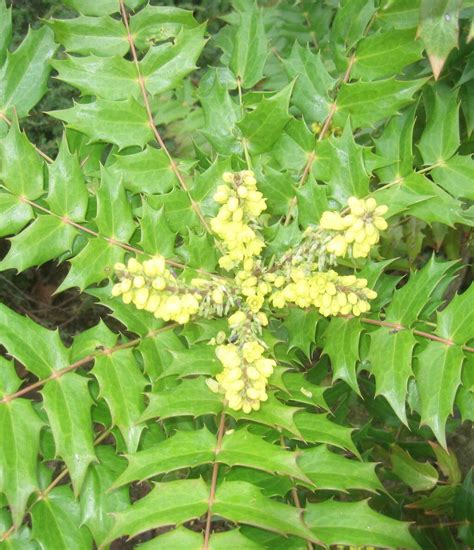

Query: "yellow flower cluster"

xmin=320 ymin=197 xmax=388 ymax=259
xmin=112 ymin=257 xmax=201 ymax=324
xmin=210 ymin=171 xmax=266 ymax=271
xmin=270 ymin=269 xmax=376 ymax=317
xmin=208 ymin=338 xmax=275 ymax=412
xmin=234 ymin=259 xmax=272 ymax=313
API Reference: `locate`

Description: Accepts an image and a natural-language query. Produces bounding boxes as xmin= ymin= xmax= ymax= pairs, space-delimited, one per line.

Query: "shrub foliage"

xmin=0 ymin=0 xmax=473 ymax=548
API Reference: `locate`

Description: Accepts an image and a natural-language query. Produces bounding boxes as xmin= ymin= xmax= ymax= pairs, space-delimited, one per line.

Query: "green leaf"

xmin=0 ymin=119 xmax=44 ymax=200
xmin=139 ymin=202 xmax=176 ymax=257
xmin=313 ymin=122 xmax=370 ymax=204
xmin=214 ymin=481 xmax=316 ymax=542
xmin=47 ymin=135 xmax=88 ymax=220
xmin=279 ymin=372 xmax=329 ymax=410
xmin=80 ymin=446 xmax=130 ymax=546
xmin=385 ymin=256 xmax=456 ymax=326
xmin=141 ymin=26 xmax=207 ymax=96
xmin=108 ymin=146 xmax=178 ymax=194
xmin=298 ymin=445 xmax=384 ymax=493
xmin=70 ymin=320 xmax=118 ymax=362
xmin=0 ymin=216 xmax=77 ymax=273
xmin=113 ymin=428 xmax=215 ymax=487
xmin=58 ymin=238 xmax=125 ymax=292
xmin=429 ymin=441 xmax=461 ymax=484
xmin=63 ymin=0 xmax=119 ymax=16
xmin=391 ymin=444 xmax=439 ymax=492
xmin=229 ymin=2 xmax=267 ymax=88
xmin=92 ymin=349 xmax=147 ymax=453
xmin=418 ymin=85 xmax=460 ymax=165
xmin=136 ymin=527 xmax=204 ymax=550
xmin=419 ymin=0 xmax=463 ymax=79
xmin=323 ymin=317 xmax=362 ymax=395
xmin=0 ymin=398 xmax=43 ymax=525
xmin=219 ymin=428 xmax=310 ymax=483
xmin=140 ymin=377 xmax=223 ymax=422
xmin=335 ymin=78 xmax=426 ymax=128
xmin=129 ymin=4 xmax=199 ymax=50
xmin=258 ymin=168 xmax=295 ymax=217
xmin=48 ymin=15 xmax=129 ymax=57
xmin=368 ymin=329 xmax=417 ymax=425
xmin=198 ymin=68 xmax=241 ymax=155
xmin=294 ymin=412 xmax=359 ymax=456
xmin=209 ymin=530 xmax=264 ymax=550
xmin=42 ymin=373 xmax=96 ymax=494
xmin=30 ymin=486 xmax=93 ymax=550
xmin=281 ymin=308 xmax=319 ymax=358
xmin=160 ymin=345 xmax=221 ymax=379
xmin=103 ymin=479 xmax=209 ymax=545
xmin=0 ymin=193 xmax=34 ymax=238
xmin=378 ymin=0 xmax=420 ymax=30
xmin=0 ymin=303 xmax=69 ymax=378
xmin=0 ymin=26 xmax=57 ymax=118
xmin=432 ymin=154 xmax=474 ymax=200
xmin=179 ymin=231 xmax=218 ymax=272
xmin=238 ymin=84 xmax=294 ymax=154
xmin=416 ymin=341 xmax=464 ymax=447
xmin=436 ymin=284 xmax=474 ymax=344
xmin=305 ymin=500 xmax=420 ymax=549
xmin=0 ymin=1 xmax=12 ymax=66
xmin=284 ymin=43 xmax=335 ymax=123
xmin=332 ymin=0 xmax=376 ymax=48
xmin=50 ymin=97 xmax=153 ymax=150
xmin=51 ymin=55 xmax=138 ymax=101
xmin=95 ymin=166 xmax=136 ymax=241
xmin=353 ymin=29 xmax=424 ymax=79
xmin=296 ymin=177 xmax=328 ymax=228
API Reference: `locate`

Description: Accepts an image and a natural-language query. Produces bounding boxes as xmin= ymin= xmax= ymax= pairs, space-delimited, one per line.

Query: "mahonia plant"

xmin=0 ymin=0 xmax=473 ymax=549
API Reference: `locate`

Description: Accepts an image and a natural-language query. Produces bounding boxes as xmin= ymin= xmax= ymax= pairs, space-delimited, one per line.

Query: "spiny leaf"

xmin=385 ymin=255 xmax=457 ymax=326
xmin=129 ymin=4 xmax=199 ymax=50
xmin=0 ymin=395 xmax=43 ymax=525
xmin=352 ymin=29 xmax=424 ymax=79
xmin=416 ymin=341 xmax=464 ymax=448
xmin=51 ymin=55 xmax=138 ymax=101
xmin=281 ymin=308 xmax=319 ymax=358
xmin=323 ymin=317 xmax=362 ymax=395
xmin=103 ymin=479 xmax=209 ymax=545
xmin=390 ymin=444 xmax=439 ymax=492
xmin=238 ymin=83 xmax=294 ymax=155
xmin=368 ymin=328 xmax=417 ymax=425
xmin=80 ymin=446 xmax=130 ymax=546
xmin=258 ymin=168 xmax=295 ymax=217
xmin=141 ymin=25 xmax=207 ymax=96
xmin=284 ymin=42 xmax=335 ymax=123
xmin=108 ymin=146 xmax=179 ymax=195
xmin=0 ymin=193 xmax=33 ymax=238
xmin=296 ymin=176 xmax=328 ymax=229
xmin=214 ymin=481 xmax=317 ymax=543
xmin=418 ymin=85 xmax=460 ymax=165
xmin=135 ymin=526 xmax=204 ymax=549
xmin=335 ymin=78 xmax=426 ymax=128
xmin=160 ymin=345 xmax=221 ymax=379
xmin=432 ymin=154 xmax=474 ymax=200
xmin=47 ymin=135 xmax=88 ymax=221
xmin=62 ymin=0 xmax=119 ymax=16
xmin=0 ymin=26 xmax=57 ymax=118
xmin=436 ymin=283 xmax=474 ymax=345
xmin=419 ymin=0 xmax=462 ymax=79
xmin=42 ymin=373 xmax=97 ymax=494
xmin=139 ymin=201 xmax=176 ymax=257
xmin=30 ymin=486 xmax=94 ymax=550
xmin=0 ymin=0 xmax=12 ymax=66
xmin=294 ymin=412 xmax=359 ymax=457
xmin=298 ymin=445 xmax=384 ymax=493
xmin=229 ymin=1 xmax=267 ymax=88
xmin=0 ymin=119 xmax=44 ymax=200
xmin=113 ymin=428 xmax=215 ymax=487
xmin=140 ymin=377 xmax=223 ymax=422
xmin=332 ymin=0 xmax=376 ymax=49
xmin=48 ymin=15 xmax=129 ymax=57
xmin=49 ymin=97 xmax=153 ymax=150
xmin=92 ymin=349 xmax=147 ymax=453
xmin=0 ymin=304 xmax=69 ymax=378
xmin=278 ymin=372 xmax=329 ymax=410
xmin=0 ymin=216 xmax=76 ymax=273
xmin=305 ymin=499 xmax=420 ymax=549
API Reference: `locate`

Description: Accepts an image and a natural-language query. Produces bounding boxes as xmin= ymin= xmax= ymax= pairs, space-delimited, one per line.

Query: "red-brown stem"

xmin=358 ymin=317 xmax=474 ymax=353
xmin=0 ymin=324 xmax=177 ymax=405
xmin=203 ymin=412 xmax=226 ymax=549
xmin=118 ymin=1 xmax=215 ymax=240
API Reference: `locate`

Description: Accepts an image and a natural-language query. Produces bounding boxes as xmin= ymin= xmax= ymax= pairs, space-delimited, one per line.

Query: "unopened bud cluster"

xmin=112 ymin=170 xmax=389 ymax=415
xmin=210 ymin=170 xmax=266 ymax=271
